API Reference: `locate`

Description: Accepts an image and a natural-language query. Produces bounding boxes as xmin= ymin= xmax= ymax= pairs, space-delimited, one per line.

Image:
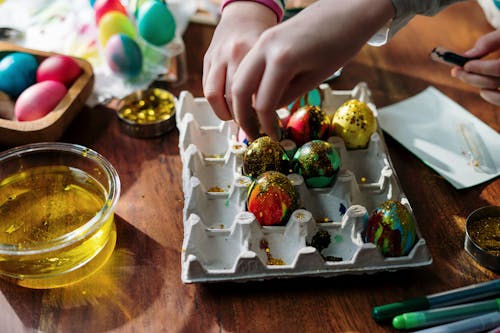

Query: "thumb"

xmin=464 ymin=29 xmax=500 ymax=57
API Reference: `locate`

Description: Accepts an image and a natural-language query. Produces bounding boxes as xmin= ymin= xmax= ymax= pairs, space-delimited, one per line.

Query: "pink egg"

xmin=36 ymin=55 xmax=82 ymax=87
xmin=15 ymin=81 xmax=67 ymax=121
xmin=94 ymin=0 xmax=128 ymax=24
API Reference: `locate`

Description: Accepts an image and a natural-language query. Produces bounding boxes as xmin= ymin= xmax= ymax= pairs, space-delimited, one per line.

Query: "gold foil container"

xmin=465 ymin=205 xmax=500 ymax=272
xmin=117 ymin=88 xmax=176 ymax=138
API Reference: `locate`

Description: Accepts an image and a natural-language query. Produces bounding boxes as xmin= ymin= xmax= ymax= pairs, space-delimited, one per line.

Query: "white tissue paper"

xmin=0 ymin=0 xmax=197 ymax=105
xmin=378 ymin=86 xmax=500 ymax=189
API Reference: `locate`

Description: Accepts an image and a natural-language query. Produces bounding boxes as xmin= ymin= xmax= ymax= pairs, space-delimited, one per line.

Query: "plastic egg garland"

xmin=247 ymin=171 xmax=299 ymax=226
xmin=242 ymin=136 xmax=291 ymax=179
xmin=98 ymin=11 xmax=136 ymax=47
xmin=137 ymin=0 xmax=176 ymax=46
xmin=14 ymin=80 xmax=67 ymax=121
xmin=292 ymin=140 xmax=341 ymax=188
xmin=0 ymin=52 xmax=38 ymax=98
xmin=105 ymin=34 xmax=143 ymax=77
xmin=364 ymin=200 xmax=417 ymax=257
xmin=286 ymin=105 xmax=330 ymax=147
xmin=36 ymin=55 xmax=82 ymax=87
xmin=331 ymin=99 xmax=377 ymax=149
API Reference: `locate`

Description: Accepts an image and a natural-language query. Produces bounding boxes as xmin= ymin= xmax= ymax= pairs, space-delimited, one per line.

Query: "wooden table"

xmin=1 ymin=1 xmax=499 ymax=332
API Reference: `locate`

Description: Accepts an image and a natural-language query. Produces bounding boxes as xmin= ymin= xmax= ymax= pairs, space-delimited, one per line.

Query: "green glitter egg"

xmin=292 ymin=140 xmax=341 ymax=188
xmin=242 ymin=136 xmax=291 ymax=179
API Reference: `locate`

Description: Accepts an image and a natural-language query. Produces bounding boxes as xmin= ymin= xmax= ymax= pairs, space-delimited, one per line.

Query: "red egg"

xmin=286 ymin=105 xmax=330 ymax=147
xmin=36 ymin=55 xmax=82 ymax=87
xmin=247 ymin=171 xmax=299 ymax=226
xmin=94 ymin=0 xmax=128 ymax=24
xmin=15 ymin=81 xmax=67 ymax=121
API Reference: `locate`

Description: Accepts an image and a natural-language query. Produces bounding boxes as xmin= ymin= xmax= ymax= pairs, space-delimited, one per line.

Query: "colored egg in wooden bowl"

xmin=0 ymin=41 xmax=94 ymax=146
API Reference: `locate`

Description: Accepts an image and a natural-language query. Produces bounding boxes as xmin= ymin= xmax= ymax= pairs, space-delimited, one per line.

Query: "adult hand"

xmin=229 ymin=0 xmax=394 ymax=140
xmin=452 ymin=29 xmax=500 ymax=106
xmin=202 ymin=1 xmax=277 ymax=136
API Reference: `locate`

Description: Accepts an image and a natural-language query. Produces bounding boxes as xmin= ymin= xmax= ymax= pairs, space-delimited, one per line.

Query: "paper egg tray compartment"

xmin=177 ymin=82 xmax=432 ymax=283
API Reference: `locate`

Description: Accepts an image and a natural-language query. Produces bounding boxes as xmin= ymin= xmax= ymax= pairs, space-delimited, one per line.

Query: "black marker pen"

xmin=430 ymin=46 xmax=475 ymax=67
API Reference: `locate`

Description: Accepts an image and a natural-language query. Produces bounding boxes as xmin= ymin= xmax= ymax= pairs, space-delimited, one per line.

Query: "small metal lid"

xmin=464 ymin=205 xmax=500 ymax=272
xmin=116 ymin=88 xmax=176 ymax=138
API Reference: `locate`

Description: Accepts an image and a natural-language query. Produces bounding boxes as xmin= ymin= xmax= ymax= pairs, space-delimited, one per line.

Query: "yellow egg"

xmin=98 ymin=11 xmax=136 ymax=47
xmin=332 ymin=99 xmax=377 ymax=149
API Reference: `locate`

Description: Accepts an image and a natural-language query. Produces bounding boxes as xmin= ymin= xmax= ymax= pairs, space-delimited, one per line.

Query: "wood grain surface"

xmin=0 ymin=2 xmax=499 ymax=332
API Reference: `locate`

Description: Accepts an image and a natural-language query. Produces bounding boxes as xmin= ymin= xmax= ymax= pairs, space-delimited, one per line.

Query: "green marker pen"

xmin=392 ymin=298 xmax=500 ymax=330
xmin=372 ymin=279 xmax=500 ymax=323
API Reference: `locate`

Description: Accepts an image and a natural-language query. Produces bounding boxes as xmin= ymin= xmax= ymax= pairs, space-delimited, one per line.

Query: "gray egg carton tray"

xmin=176 ymin=82 xmax=432 ymax=283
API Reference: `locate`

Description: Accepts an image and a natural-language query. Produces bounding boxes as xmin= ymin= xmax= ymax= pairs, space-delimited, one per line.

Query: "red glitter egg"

xmin=286 ymin=105 xmax=330 ymax=147
xmin=247 ymin=171 xmax=299 ymax=226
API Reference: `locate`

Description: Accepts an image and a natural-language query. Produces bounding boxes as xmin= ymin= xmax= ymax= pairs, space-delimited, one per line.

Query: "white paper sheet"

xmin=378 ymin=86 xmax=500 ymax=189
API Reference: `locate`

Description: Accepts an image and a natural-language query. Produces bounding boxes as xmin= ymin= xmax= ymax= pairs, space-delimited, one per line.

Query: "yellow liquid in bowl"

xmin=0 ymin=166 xmax=116 ymax=289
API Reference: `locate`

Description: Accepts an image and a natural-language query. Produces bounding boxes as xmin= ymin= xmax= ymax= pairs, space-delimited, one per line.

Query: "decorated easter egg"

xmin=242 ymin=136 xmax=291 ymax=179
xmin=36 ymin=55 xmax=82 ymax=87
xmin=331 ymin=99 xmax=377 ymax=149
xmin=15 ymin=80 xmax=67 ymax=121
xmin=0 ymin=52 xmax=38 ymax=98
xmin=98 ymin=11 xmax=136 ymax=47
xmin=247 ymin=171 xmax=299 ymax=226
xmin=94 ymin=0 xmax=128 ymax=24
xmin=0 ymin=91 xmax=15 ymax=120
xmin=105 ymin=34 xmax=143 ymax=77
xmin=292 ymin=140 xmax=341 ymax=188
xmin=137 ymin=0 xmax=176 ymax=46
xmin=286 ymin=105 xmax=330 ymax=147
xmin=365 ymin=200 xmax=417 ymax=257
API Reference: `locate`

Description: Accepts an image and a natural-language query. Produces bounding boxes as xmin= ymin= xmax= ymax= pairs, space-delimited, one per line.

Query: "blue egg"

xmin=0 ymin=52 xmax=38 ymax=98
xmin=104 ymin=34 xmax=143 ymax=77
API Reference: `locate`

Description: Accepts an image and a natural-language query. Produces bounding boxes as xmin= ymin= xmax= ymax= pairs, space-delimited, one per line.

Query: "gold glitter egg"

xmin=242 ymin=136 xmax=291 ymax=179
xmin=331 ymin=99 xmax=377 ymax=149
xmin=117 ymin=88 xmax=176 ymax=138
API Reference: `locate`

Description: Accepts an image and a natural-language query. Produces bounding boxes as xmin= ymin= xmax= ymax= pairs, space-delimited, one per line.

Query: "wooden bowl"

xmin=0 ymin=42 xmax=94 ymax=146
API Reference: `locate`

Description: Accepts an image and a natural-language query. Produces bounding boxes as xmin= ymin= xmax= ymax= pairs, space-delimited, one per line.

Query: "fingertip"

xmin=204 ymin=88 xmax=233 ymax=121
xmin=480 ymin=89 xmax=500 ymax=106
xmin=463 ymin=48 xmax=479 ymax=58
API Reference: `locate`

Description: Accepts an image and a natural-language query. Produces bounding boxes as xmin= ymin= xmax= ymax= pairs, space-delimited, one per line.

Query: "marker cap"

xmin=372 ymin=297 xmax=430 ymax=323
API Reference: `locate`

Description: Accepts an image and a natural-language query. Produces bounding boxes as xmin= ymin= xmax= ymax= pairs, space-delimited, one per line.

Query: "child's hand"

xmin=451 ymin=29 xmax=500 ymax=105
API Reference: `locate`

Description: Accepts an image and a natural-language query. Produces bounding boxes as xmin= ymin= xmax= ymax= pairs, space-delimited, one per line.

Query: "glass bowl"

xmin=0 ymin=142 xmax=120 ymax=288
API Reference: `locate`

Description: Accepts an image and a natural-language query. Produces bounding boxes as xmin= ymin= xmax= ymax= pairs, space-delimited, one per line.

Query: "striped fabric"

xmin=221 ymin=0 xmax=286 ymax=21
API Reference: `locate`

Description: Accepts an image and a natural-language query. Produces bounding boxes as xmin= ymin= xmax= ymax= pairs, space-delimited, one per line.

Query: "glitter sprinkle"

xmin=208 ymin=186 xmax=225 ymax=193
xmin=260 ymin=239 xmax=286 ymax=265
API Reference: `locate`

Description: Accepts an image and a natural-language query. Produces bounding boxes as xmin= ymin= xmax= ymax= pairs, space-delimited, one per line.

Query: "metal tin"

xmin=117 ymin=88 xmax=176 ymax=138
xmin=465 ymin=205 xmax=500 ymax=272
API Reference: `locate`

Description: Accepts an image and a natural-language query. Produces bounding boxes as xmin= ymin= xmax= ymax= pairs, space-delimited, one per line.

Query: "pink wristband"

xmin=220 ymin=0 xmax=284 ymax=22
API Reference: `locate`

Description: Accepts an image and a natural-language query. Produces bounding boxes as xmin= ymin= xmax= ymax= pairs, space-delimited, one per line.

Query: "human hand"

xmin=229 ymin=0 xmax=394 ymax=140
xmin=202 ymin=1 xmax=277 ymax=134
xmin=451 ymin=29 xmax=500 ymax=105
